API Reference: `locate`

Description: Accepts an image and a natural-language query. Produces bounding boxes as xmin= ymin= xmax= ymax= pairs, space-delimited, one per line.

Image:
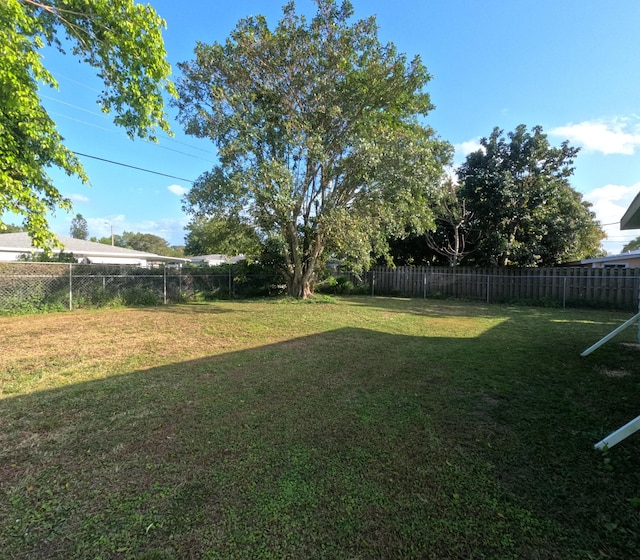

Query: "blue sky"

xmin=36 ymin=0 xmax=640 ymax=253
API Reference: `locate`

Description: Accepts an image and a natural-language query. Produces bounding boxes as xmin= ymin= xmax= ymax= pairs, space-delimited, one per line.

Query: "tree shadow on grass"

xmin=1 ymin=322 xmax=639 ymax=559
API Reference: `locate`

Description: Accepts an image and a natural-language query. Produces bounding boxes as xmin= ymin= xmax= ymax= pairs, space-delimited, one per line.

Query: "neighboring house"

xmin=0 ymin=232 xmax=187 ymax=266
xmin=580 ymin=251 xmax=640 ymax=269
xmin=188 ymin=254 xmax=246 ymax=266
xmin=578 ymin=195 xmax=640 ymax=268
xmin=583 ymin=189 xmax=640 ymax=451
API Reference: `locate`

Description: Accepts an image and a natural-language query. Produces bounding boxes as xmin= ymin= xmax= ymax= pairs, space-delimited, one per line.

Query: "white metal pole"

xmin=595 ymin=415 xmax=640 ymax=450
xmin=580 ymin=312 xmax=640 ymax=357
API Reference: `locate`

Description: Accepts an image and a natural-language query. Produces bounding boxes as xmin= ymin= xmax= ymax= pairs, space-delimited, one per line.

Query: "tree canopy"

xmin=184 ymin=217 xmax=261 ymax=257
xmin=69 ymin=213 xmax=88 ymax=240
xmin=0 ymin=223 xmax=26 ymax=233
xmin=92 ymin=231 xmax=182 ymax=257
xmin=457 ymin=125 xmax=605 ymax=266
xmin=119 ymin=231 xmax=181 ymax=257
xmin=423 ymin=178 xmax=480 ymax=267
xmin=175 ymin=0 xmax=452 ymax=297
xmin=1 ymin=0 xmax=176 ymax=247
xmin=622 ymin=237 xmax=640 ymax=253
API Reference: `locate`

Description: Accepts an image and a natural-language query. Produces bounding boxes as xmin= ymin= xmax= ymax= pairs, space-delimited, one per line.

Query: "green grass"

xmin=1 ymin=297 xmax=640 ymax=559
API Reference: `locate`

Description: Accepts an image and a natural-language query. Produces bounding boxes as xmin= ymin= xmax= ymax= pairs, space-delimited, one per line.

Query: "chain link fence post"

xmin=486 ymin=273 xmax=490 ymax=303
xmin=69 ymin=263 xmax=73 ymax=310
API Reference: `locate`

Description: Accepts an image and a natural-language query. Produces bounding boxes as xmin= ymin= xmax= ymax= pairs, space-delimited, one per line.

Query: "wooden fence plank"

xmin=340 ymin=266 xmax=640 ymax=310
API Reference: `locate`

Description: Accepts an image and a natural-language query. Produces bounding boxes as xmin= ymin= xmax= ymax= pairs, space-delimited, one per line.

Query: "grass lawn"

xmin=1 ymin=297 xmax=639 ymax=559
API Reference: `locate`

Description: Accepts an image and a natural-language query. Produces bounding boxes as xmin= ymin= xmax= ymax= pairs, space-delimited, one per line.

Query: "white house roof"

xmin=0 ymin=232 xmax=187 ymax=264
xmin=189 ymin=254 xmax=246 ymax=264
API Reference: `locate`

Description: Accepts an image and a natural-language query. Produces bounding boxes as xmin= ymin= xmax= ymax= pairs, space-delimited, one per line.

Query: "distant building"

xmin=0 ymin=232 xmax=187 ymax=266
xmin=579 ymin=251 xmax=640 ymax=269
xmin=188 ymin=254 xmax=246 ymax=266
xmin=578 ymin=191 xmax=640 ymax=268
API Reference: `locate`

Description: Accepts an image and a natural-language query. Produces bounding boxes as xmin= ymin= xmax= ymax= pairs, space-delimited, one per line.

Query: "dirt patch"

xmin=601 ymin=368 xmax=631 ymax=378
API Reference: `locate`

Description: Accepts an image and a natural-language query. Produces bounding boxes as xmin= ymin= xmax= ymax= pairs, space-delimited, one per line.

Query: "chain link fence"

xmin=3 ymin=261 xmax=640 ymax=314
xmin=0 ymin=262 xmax=285 ymax=314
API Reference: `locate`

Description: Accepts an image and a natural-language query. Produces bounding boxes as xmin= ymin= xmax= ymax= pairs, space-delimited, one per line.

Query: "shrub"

xmin=121 ymin=288 xmax=161 ymax=306
xmin=316 ymin=276 xmax=338 ymax=294
xmin=316 ymin=276 xmax=355 ymax=295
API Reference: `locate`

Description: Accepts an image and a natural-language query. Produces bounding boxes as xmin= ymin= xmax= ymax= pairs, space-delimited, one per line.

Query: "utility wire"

xmin=51 ymin=110 xmax=214 ymax=162
xmin=73 ymin=151 xmax=195 ymax=183
xmin=42 ymin=90 xmax=215 ymax=154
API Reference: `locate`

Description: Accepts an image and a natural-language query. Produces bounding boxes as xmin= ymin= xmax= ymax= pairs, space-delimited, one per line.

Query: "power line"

xmin=50 ymin=110 xmax=214 ymax=163
xmin=42 ymin=89 xmax=215 ymax=155
xmin=49 ymin=71 xmax=102 ymax=94
xmin=41 ymin=93 xmax=107 ymax=119
xmin=73 ymin=151 xmax=195 ymax=183
xmin=49 ymin=110 xmax=118 ymax=134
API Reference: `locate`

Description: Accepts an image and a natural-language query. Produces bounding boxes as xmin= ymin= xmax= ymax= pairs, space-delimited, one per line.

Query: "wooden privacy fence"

xmin=344 ymin=266 xmax=640 ymax=310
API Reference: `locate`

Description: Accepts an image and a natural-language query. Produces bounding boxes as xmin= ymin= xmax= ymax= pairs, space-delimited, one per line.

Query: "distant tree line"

xmin=90 ymin=231 xmax=184 ymax=258
xmin=385 ymin=125 xmax=605 ymax=267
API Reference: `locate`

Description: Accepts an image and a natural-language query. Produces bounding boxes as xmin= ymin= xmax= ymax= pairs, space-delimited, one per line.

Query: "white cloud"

xmin=86 ymin=215 xmax=189 ymax=245
xmin=586 ymin=183 xmax=639 ymax=204
xmin=584 ymin=182 xmax=640 ymax=253
xmin=453 ymin=138 xmax=483 ymax=164
xmin=69 ymin=193 xmax=89 ymax=202
xmin=167 ymin=184 xmax=188 ymax=196
xmin=551 ymin=118 xmax=640 ymax=155
xmin=85 ymin=215 xmax=126 ymax=239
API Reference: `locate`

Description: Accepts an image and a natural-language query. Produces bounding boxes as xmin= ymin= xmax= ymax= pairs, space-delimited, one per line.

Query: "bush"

xmin=316 ymin=276 xmax=338 ymax=294
xmin=121 ymin=288 xmax=161 ymax=306
xmin=316 ymin=276 xmax=355 ymax=295
xmin=0 ymin=291 xmax=67 ymax=315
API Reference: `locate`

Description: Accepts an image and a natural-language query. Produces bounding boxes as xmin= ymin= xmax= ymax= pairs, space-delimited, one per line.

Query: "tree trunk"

xmin=283 ymin=225 xmax=323 ymax=298
xmin=288 ymin=274 xmax=314 ymax=298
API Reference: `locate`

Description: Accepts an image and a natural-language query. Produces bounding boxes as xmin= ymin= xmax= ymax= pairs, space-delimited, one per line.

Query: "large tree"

xmin=424 ymin=178 xmax=480 ymax=267
xmin=1 ymin=0 xmax=175 ymax=247
xmin=458 ymin=125 xmax=604 ymax=266
xmin=91 ymin=231 xmax=182 ymax=256
xmin=384 ymin=178 xmax=479 ymax=267
xmin=69 ymin=213 xmax=88 ymax=240
xmin=175 ymin=0 xmax=451 ymax=297
xmin=184 ymin=217 xmax=261 ymax=257
xmin=120 ymin=231 xmax=178 ymax=256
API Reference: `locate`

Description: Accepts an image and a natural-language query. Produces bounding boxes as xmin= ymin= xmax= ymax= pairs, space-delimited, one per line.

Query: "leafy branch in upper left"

xmin=0 ymin=0 xmax=177 ymax=247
